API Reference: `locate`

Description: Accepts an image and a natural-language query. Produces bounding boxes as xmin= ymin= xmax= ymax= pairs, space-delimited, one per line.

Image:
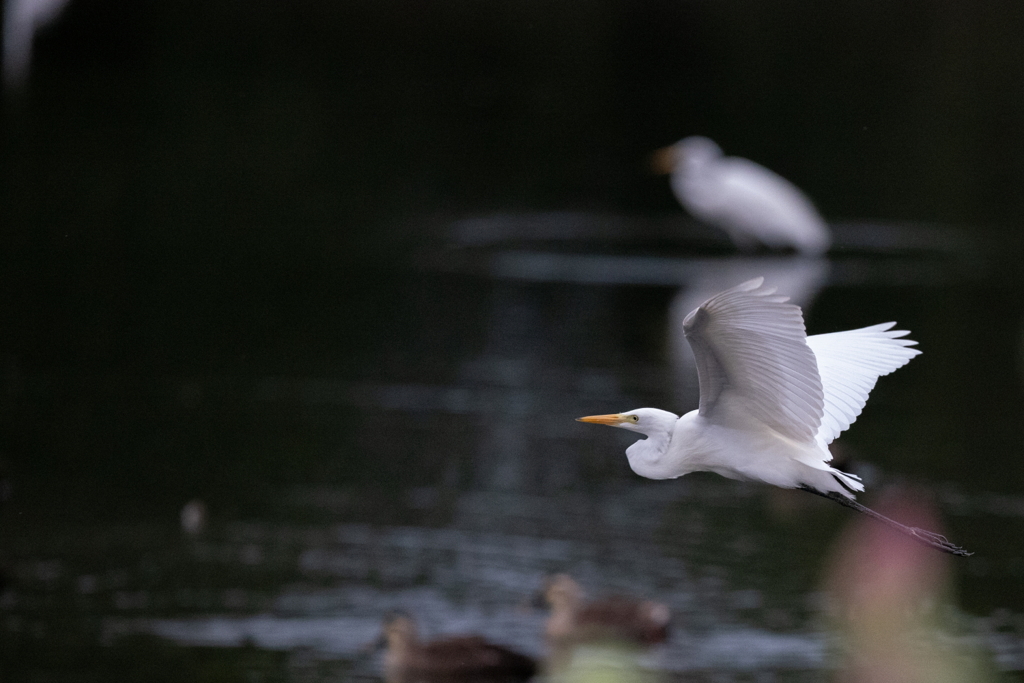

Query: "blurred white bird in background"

xmin=653 ymin=136 xmax=831 ymax=255
xmin=3 ymin=0 xmax=71 ymax=88
xmin=579 ymin=278 xmax=969 ymax=556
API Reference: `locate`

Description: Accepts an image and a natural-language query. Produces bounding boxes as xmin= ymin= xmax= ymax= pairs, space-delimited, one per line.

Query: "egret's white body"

xmin=657 ymin=137 xmax=831 ymax=255
xmin=580 ymin=279 xmax=969 ymax=555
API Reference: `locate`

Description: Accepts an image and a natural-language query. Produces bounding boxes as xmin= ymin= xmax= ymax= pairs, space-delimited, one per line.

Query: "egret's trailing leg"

xmin=798 ymin=486 xmax=972 ymax=557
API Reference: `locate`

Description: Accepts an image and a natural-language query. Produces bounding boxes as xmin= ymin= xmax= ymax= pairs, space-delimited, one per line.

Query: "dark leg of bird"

xmin=797 ymin=486 xmax=972 ymax=557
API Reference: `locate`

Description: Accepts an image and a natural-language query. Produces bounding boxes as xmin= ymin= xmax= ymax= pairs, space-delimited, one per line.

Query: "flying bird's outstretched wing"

xmin=807 ymin=323 xmax=921 ymax=450
xmin=682 ymin=277 xmax=824 ymax=442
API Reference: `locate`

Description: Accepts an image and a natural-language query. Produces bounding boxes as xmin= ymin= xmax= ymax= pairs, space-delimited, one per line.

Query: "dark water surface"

xmin=3 ymin=236 xmax=1024 ymax=681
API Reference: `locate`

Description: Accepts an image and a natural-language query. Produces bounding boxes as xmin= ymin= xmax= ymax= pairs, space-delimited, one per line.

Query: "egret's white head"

xmin=576 ymin=408 xmax=678 ymax=436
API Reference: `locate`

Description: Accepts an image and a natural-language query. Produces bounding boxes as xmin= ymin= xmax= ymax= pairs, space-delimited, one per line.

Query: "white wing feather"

xmin=683 ymin=277 xmax=825 ymax=442
xmin=807 ymin=323 xmax=921 ymax=450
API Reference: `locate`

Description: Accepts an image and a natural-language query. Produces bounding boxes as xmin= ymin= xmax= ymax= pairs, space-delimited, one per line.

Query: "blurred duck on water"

xmin=376 ymin=613 xmax=537 ymax=683
xmin=540 ymin=574 xmax=670 ymax=674
xmin=652 ymin=136 xmax=831 ymax=255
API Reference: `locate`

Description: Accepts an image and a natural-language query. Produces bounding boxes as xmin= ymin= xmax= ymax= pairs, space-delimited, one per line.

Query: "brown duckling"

xmin=379 ymin=613 xmax=537 ymax=683
xmin=541 ymin=574 xmax=670 ymax=670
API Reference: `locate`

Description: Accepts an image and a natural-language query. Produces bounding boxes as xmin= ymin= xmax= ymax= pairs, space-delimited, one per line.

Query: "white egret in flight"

xmin=653 ymin=137 xmax=831 ymax=255
xmin=579 ymin=278 xmax=969 ymax=556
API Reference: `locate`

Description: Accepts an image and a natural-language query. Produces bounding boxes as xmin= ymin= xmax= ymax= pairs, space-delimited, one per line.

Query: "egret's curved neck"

xmin=625 ymin=424 xmax=676 ymax=480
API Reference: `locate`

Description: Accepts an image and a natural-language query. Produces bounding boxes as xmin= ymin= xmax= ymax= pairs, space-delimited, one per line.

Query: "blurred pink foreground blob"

xmin=821 ymin=488 xmax=994 ymax=683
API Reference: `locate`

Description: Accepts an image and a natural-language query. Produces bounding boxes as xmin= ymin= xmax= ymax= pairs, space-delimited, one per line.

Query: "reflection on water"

xmin=3 ymin=223 xmax=1024 ymax=681
xmin=21 ymin=483 xmax=841 ymax=677
xmin=8 ymin=477 xmax=1024 ymax=679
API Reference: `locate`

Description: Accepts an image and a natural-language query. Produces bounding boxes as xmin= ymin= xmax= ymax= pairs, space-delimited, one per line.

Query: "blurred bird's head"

xmin=376 ymin=612 xmax=418 ymax=652
xmin=540 ymin=574 xmax=585 ymax=612
xmin=651 ymin=136 xmax=723 ymax=176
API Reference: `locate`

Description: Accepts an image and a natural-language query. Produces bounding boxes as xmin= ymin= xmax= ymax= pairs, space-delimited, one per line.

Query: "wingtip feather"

xmin=738 ymin=276 xmax=765 ymax=290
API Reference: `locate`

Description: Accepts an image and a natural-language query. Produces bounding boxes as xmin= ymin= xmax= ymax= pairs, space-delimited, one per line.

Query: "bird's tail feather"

xmin=830 ymin=468 xmax=864 ymax=495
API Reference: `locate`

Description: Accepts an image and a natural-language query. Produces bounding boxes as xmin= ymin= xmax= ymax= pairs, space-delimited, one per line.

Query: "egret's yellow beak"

xmin=577 ymin=413 xmax=626 ymax=425
xmin=649 ymin=146 xmax=678 ymax=175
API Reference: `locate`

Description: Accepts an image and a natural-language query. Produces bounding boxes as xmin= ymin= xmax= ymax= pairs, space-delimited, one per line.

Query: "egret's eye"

xmin=629 ymin=415 xmax=639 ymax=423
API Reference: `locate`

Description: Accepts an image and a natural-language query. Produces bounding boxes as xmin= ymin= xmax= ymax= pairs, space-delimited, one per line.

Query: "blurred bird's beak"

xmin=577 ymin=414 xmax=626 ymax=425
xmin=649 ymin=146 xmax=678 ymax=175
